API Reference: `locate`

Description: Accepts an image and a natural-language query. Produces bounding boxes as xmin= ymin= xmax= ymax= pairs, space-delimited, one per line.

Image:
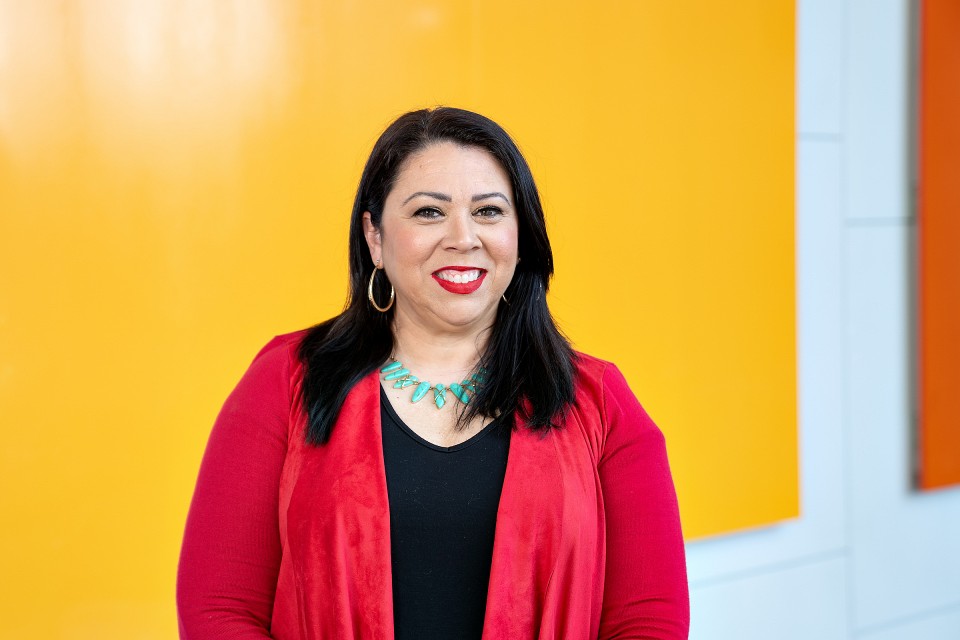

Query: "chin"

xmin=434 ymin=300 xmax=498 ymax=328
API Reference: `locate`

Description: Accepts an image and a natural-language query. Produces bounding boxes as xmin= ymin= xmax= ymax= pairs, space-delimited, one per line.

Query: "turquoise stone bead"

xmin=381 ymin=361 xmax=402 ymax=373
xmin=411 ymin=381 xmax=431 ymax=403
xmin=449 ymin=383 xmax=468 ymax=403
xmin=394 ymin=376 xmax=418 ymax=389
xmin=384 ymin=368 xmax=410 ymax=381
xmin=434 ymin=384 xmax=446 ymax=409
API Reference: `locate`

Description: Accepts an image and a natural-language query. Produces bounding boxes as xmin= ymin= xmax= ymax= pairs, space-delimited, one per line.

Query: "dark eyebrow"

xmin=401 ymin=191 xmax=512 ymax=206
xmin=402 ymin=191 xmax=452 ymax=205
xmin=472 ymin=192 xmax=511 ymax=205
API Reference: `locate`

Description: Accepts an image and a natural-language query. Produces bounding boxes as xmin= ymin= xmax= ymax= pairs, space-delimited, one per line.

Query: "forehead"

xmin=390 ymin=142 xmax=513 ymax=198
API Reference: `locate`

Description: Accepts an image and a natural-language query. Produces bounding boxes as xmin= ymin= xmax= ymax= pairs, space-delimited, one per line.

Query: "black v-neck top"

xmin=380 ymin=386 xmax=511 ymax=640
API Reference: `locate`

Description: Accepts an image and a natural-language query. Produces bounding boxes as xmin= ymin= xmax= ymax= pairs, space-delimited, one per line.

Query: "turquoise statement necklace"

xmin=380 ymin=358 xmax=485 ymax=409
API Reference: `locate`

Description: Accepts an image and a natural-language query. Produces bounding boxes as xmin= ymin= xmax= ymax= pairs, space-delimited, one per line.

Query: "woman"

xmin=177 ymin=107 xmax=689 ymax=639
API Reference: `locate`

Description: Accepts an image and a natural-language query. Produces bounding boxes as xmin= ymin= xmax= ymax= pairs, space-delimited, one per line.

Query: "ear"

xmin=362 ymin=212 xmax=382 ymax=265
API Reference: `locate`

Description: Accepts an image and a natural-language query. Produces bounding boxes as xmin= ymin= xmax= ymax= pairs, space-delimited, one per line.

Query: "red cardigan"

xmin=177 ymin=332 xmax=689 ymax=639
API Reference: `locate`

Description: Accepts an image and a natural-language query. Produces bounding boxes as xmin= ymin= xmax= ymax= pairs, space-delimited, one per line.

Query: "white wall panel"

xmin=857 ymin=605 xmax=960 ymax=640
xmin=689 ymin=557 xmax=849 ymax=640
xmin=845 ymin=224 xmax=960 ymax=629
xmin=798 ymin=0 xmax=844 ymax=135
xmin=844 ymin=0 xmax=910 ymax=222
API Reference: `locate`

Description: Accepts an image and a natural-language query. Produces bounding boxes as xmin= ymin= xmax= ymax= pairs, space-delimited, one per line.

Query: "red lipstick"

xmin=432 ymin=266 xmax=487 ymax=294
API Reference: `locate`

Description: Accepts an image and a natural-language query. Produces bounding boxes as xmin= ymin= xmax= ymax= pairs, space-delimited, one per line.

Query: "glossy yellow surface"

xmin=0 ymin=1 xmax=795 ymax=635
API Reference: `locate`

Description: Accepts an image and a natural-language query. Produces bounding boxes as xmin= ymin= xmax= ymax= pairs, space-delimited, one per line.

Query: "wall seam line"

xmin=688 ymin=548 xmax=848 ymax=590
xmin=855 ymin=599 xmax=960 ymax=636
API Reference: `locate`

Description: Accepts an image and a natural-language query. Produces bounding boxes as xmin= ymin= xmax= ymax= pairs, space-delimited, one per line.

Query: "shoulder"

xmin=570 ymin=350 xmax=634 ymax=406
xmin=569 ymin=351 xmax=658 ymax=448
xmin=253 ymin=329 xmax=310 ymax=361
xmin=571 ymin=350 xmax=610 ymax=380
xmin=245 ymin=329 xmax=310 ymax=374
xmin=216 ymin=330 xmax=312 ymax=431
xmin=231 ymin=330 xmax=311 ymax=404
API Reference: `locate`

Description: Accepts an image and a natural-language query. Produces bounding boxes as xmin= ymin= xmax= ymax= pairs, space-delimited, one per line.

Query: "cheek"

xmin=490 ymin=225 xmax=520 ymax=264
xmin=385 ymin=228 xmax=434 ymax=264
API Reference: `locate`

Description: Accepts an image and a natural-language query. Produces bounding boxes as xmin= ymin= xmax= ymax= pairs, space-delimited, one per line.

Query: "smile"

xmin=432 ymin=267 xmax=487 ymax=294
xmin=434 ymin=269 xmax=483 ymax=284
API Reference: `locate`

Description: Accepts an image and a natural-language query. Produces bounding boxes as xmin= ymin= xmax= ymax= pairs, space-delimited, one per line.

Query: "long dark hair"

xmin=298 ymin=107 xmax=576 ymax=445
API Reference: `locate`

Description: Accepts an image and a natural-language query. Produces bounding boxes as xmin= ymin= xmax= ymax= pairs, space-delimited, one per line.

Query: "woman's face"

xmin=363 ymin=141 xmax=519 ymax=333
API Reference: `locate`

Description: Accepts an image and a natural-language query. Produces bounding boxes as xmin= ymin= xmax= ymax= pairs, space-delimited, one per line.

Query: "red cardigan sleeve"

xmin=177 ymin=337 xmax=293 ymax=639
xmin=597 ymin=364 xmax=690 ymax=639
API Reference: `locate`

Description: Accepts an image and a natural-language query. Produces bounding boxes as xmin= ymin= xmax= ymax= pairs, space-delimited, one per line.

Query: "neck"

xmin=389 ymin=308 xmax=492 ymax=380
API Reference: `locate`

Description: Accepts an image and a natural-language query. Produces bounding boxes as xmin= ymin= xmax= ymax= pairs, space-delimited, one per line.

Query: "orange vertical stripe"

xmin=919 ymin=0 xmax=960 ymax=489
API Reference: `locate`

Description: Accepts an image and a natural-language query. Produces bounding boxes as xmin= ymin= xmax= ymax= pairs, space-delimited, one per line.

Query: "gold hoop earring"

xmin=368 ymin=263 xmax=395 ymax=312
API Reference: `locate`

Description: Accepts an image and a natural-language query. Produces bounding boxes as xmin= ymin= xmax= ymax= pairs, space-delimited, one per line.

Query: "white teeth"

xmin=437 ymin=269 xmax=481 ymax=283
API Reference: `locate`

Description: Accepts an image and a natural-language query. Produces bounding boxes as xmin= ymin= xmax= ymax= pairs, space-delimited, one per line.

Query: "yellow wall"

xmin=0 ymin=1 xmax=795 ymax=636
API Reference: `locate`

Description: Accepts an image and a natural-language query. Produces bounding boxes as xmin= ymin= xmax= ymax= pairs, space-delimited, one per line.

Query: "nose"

xmin=444 ymin=210 xmax=481 ymax=252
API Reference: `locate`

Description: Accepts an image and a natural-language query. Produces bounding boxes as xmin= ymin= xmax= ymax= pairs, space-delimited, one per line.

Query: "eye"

xmin=474 ymin=206 xmax=504 ymax=219
xmin=413 ymin=207 xmax=444 ymax=220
